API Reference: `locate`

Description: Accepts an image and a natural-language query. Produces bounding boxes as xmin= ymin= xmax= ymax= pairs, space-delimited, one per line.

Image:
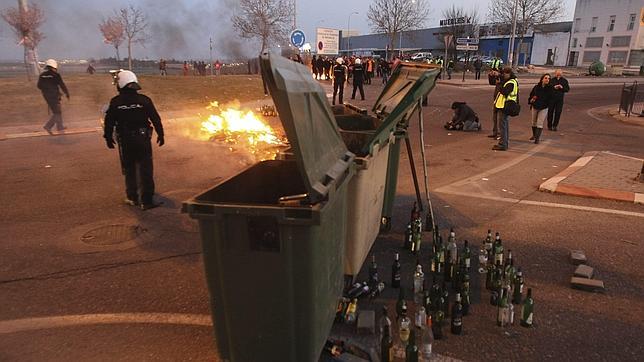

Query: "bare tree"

xmin=117 ymin=5 xmax=148 ymax=70
xmin=99 ymin=16 xmax=125 ymax=66
xmin=1 ymin=0 xmax=44 ymax=80
xmin=232 ymin=0 xmax=294 ymax=54
xmin=367 ymin=0 xmax=430 ymax=59
xmin=488 ymin=0 xmax=564 ymax=66
xmin=438 ymin=5 xmax=479 ymax=60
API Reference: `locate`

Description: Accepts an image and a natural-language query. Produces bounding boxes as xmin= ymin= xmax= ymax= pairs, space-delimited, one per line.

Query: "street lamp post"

xmin=508 ymin=0 xmax=519 ymax=67
xmin=347 ymin=11 xmax=359 ymax=55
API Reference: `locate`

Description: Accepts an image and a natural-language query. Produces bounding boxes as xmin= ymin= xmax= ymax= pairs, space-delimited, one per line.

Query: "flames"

xmin=197 ymin=101 xmax=286 ymax=161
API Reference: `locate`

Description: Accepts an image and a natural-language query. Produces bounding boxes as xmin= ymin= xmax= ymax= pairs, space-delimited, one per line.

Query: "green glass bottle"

xmin=461 ymin=271 xmax=471 ymax=316
xmin=520 ymin=288 xmax=534 ymax=327
xmin=432 ymin=309 xmax=444 ymax=340
xmin=405 ymin=328 xmax=419 ymax=362
xmin=392 ymin=253 xmax=401 ymax=288
xmin=497 ymin=287 xmax=509 ymax=327
xmin=444 ymin=249 xmax=453 ymax=282
xmin=484 ymin=229 xmax=493 ymax=265
xmin=399 ymin=304 xmax=411 ymax=347
xmin=512 ymin=268 xmax=524 ymax=305
xmin=490 ymin=261 xmax=503 ymax=306
xmin=462 ymin=240 xmax=472 ymax=271
xmin=404 ymin=223 xmax=413 ymax=251
xmin=451 ymin=293 xmax=464 ymax=335
xmin=493 ymin=232 xmax=504 ymax=265
xmin=380 ymin=323 xmax=394 ymax=362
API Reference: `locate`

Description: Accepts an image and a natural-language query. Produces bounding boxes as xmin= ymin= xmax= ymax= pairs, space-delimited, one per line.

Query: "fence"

xmin=619 ymin=81 xmax=644 ymax=117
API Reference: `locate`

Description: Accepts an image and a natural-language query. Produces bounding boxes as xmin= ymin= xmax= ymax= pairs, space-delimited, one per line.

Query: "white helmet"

xmin=354 ymin=58 xmax=362 ymax=65
xmin=336 ymin=57 xmax=344 ymax=64
xmin=45 ymin=59 xmax=58 ymax=69
xmin=117 ymin=70 xmax=140 ymax=89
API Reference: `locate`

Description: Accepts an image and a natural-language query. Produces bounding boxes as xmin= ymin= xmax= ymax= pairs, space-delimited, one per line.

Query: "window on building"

xmin=585 ymin=37 xmax=604 ymax=48
xmin=628 ymin=50 xmax=643 ymax=67
xmin=608 ymin=16 xmax=616 ymax=31
xmin=572 ymin=38 xmax=578 ymax=48
xmin=582 ymin=51 xmax=601 ymax=63
xmin=611 ymin=36 xmax=631 ymax=47
xmin=574 ymin=18 xmax=581 ymax=33
xmin=627 ymin=14 xmax=636 ymax=31
xmin=607 ymin=51 xmax=628 ymax=65
xmin=591 ymin=17 xmax=598 ymax=32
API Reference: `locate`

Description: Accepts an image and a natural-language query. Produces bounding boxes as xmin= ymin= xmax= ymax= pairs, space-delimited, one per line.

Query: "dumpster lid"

xmin=365 ymin=63 xmax=440 ymax=154
xmin=260 ymin=52 xmax=354 ymax=204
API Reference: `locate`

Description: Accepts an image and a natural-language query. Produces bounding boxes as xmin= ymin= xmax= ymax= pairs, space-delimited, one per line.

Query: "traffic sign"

xmin=456 ymin=37 xmax=479 ymax=45
xmin=290 ymin=29 xmax=306 ymax=48
xmin=456 ymin=44 xmax=479 ymax=51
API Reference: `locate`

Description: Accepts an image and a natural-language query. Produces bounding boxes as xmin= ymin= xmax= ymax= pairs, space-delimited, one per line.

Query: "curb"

xmin=539 ymin=151 xmax=644 ymax=204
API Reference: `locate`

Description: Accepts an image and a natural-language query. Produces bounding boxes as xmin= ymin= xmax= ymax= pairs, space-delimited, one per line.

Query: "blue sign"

xmin=290 ymin=29 xmax=306 ymax=48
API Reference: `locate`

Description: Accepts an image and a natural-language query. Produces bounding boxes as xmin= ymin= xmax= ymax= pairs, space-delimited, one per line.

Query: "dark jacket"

xmin=352 ymin=63 xmax=365 ymax=83
xmin=499 ymin=74 xmax=518 ymax=97
xmin=37 ymin=68 xmax=69 ymax=100
xmin=333 ymin=64 xmax=347 ymax=83
xmin=528 ymin=84 xmax=553 ymax=110
xmin=104 ymin=89 xmax=163 ymax=140
xmin=474 ymin=59 xmax=483 ymax=70
xmin=451 ymin=102 xmax=478 ymax=125
xmin=550 ymin=76 xmax=570 ymax=100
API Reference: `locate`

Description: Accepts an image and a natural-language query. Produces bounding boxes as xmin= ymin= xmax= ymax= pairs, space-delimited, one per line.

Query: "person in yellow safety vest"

xmin=492 ymin=67 xmax=519 ymax=151
xmin=491 ymin=56 xmax=503 ymax=71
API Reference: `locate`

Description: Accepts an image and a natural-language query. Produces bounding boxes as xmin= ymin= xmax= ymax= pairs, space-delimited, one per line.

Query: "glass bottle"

xmin=520 ymin=288 xmax=534 ymax=327
xmin=392 ymin=252 xmax=401 ymax=288
xmin=398 ymin=304 xmax=411 ymax=347
xmin=413 ymin=264 xmax=425 ymax=304
xmin=451 ymin=293 xmax=464 ymax=335
xmin=512 ymin=268 xmax=524 ymax=305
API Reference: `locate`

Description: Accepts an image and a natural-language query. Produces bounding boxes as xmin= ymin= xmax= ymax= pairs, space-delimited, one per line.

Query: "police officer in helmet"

xmin=38 ymin=59 xmax=69 ymax=134
xmin=103 ymin=70 xmax=164 ymax=210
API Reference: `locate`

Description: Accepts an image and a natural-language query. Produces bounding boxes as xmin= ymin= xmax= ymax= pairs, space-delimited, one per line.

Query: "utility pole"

xmin=18 ymin=0 xmax=40 ymax=80
xmin=209 ymin=37 xmax=214 ymax=76
xmin=507 ymin=0 xmax=519 ymax=68
xmin=293 ymin=0 xmax=296 ymax=29
xmin=347 ymin=11 xmax=358 ymax=55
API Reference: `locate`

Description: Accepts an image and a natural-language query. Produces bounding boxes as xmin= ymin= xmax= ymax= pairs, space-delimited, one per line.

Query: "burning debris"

xmin=196 ymin=101 xmax=287 ymax=161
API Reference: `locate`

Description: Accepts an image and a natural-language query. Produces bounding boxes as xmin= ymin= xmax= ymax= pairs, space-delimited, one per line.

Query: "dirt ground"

xmin=0 ymin=74 xmax=266 ymax=127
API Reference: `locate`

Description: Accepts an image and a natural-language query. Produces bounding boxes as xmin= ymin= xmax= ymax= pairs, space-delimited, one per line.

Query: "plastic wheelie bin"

xmin=182 ymin=52 xmax=355 ymax=362
xmin=332 ymin=63 xmax=441 ymax=279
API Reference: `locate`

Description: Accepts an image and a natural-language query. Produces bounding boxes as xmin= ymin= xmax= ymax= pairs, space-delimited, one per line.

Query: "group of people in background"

xmin=324 ymin=55 xmax=395 ymax=105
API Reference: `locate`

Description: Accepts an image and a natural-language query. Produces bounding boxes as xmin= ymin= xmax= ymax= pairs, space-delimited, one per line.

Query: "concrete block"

xmin=570 ymin=250 xmax=587 ymax=265
xmin=574 ymin=264 xmax=594 ymax=279
xmin=571 ymin=277 xmax=605 ymax=292
xmin=356 ymin=310 xmax=375 ymax=334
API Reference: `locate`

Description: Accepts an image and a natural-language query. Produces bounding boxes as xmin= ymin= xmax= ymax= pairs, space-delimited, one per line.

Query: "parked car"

xmin=411 ymin=52 xmax=432 ymax=61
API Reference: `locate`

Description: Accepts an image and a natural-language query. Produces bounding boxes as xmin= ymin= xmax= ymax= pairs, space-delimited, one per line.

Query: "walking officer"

xmin=332 ymin=57 xmax=347 ymax=105
xmin=351 ymin=57 xmax=365 ymax=101
xmin=103 ymin=70 xmax=165 ymax=210
xmin=38 ymin=59 xmax=69 ymax=134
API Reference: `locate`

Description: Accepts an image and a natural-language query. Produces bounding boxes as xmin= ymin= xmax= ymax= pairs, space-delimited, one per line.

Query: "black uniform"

xmin=473 ymin=59 xmax=483 ymax=80
xmin=547 ymin=76 xmax=570 ymax=130
xmin=333 ymin=64 xmax=347 ymax=105
xmin=351 ymin=63 xmax=365 ymax=100
xmin=104 ymin=88 xmax=164 ymax=207
xmin=37 ymin=67 xmax=69 ymax=132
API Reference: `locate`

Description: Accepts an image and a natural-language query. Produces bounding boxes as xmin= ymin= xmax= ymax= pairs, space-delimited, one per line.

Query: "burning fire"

xmin=197 ymin=101 xmax=286 ymax=161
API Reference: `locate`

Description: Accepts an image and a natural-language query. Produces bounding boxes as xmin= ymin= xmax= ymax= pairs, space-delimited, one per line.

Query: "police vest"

xmin=494 ymin=78 xmax=519 ymax=109
xmin=492 ymin=59 xmax=501 ymax=69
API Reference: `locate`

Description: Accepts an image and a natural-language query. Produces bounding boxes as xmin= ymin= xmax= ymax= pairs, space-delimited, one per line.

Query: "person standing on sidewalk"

xmin=547 ymin=69 xmax=570 ymax=131
xmin=488 ymin=70 xmax=503 ymax=140
xmin=492 ymin=67 xmax=519 ymax=151
xmin=38 ymin=59 xmax=70 ymax=134
xmin=332 ymin=57 xmax=347 ymax=105
xmin=103 ymin=70 xmax=164 ymax=210
xmin=351 ymin=58 xmax=366 ymax=101
xmin=473 ymin=57 xmax=483 ymax=80
xmin=528 ymin=73 xmax=553 ymax=144
xmin=447 ymin=59 xmax=455 ymax=80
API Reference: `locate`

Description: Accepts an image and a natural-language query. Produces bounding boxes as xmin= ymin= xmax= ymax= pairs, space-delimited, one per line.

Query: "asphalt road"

xmin=1 ymin=75 xmax=643 ymax=361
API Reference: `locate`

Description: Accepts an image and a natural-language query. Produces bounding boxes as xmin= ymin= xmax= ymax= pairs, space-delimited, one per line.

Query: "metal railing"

xmin=619 ymin=81 xmax=644 ymax=117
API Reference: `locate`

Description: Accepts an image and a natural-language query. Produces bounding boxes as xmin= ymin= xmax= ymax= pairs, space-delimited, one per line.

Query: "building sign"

xmin=316 ymin=28 xmax=340 ymax=55
xmin=440 ymin=17 xmax=472 ymax=27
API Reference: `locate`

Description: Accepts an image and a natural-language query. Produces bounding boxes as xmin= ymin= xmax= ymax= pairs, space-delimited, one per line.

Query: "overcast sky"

xmin=0 ymin=0 xmax=576 ymax=61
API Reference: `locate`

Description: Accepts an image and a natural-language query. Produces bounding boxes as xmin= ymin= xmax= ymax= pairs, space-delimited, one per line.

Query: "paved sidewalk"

xmin=540 ymin=151 xmax=644 ymax=204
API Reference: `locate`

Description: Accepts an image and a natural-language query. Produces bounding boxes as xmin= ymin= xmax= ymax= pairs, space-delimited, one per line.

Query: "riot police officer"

xmin=351 ymin=58 xmax=365 ymax=101
xmin=103 ymin=70 xmax=165 ymax=210
xmin=38 ymin=59 xmax=69 ymax=134
xmin=332 ymin=57 xmax=347 ymax=105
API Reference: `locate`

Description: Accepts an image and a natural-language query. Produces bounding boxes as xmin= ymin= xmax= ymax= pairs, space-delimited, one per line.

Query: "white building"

xmin=568 ymin=0 xmax=644 ymax=67
xmin=531 ymin=22 xmax=573 ymax=66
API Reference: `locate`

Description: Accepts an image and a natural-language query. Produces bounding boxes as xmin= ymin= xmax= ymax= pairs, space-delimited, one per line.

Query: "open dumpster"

xmin=330 ymin=63 xmax=441 ymax=279
xmin=182 ymin=52 xmax=355 ymax=362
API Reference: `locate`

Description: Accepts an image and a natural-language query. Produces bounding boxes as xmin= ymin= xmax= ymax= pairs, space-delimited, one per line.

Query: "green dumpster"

xmin=182 ymin=52 xmax=355 ymax=362
xmin=334 ymin=63 xmax=440 ymax=278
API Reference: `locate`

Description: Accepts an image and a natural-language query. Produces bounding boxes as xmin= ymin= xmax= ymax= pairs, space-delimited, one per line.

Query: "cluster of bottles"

xmin=337 ymin=254 xmax=386 ymax=324
xmin=480 ymin=229 xmax=535 ymax=328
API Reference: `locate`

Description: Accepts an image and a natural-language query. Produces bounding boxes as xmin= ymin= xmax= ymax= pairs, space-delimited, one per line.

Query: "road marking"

xmin=0 ymin=313 xmax=212 ymax=334
xmin=2 ymin=127 xmax=101 ymax=140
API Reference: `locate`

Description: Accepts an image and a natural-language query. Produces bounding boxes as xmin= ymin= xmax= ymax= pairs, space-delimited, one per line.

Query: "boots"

xmin=534 ymin=127 xmax=543 ymax=144
xmin=529 ymin=127 xmax=536 ymax=141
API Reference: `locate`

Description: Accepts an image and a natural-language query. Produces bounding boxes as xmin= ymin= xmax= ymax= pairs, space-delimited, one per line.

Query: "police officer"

xmin=351 ymin=57 xmax=365 ymax=101
xmin=103 ymin=70 xmax=165 ymax=210
xmin=38 ymin=59 xmax=69 ymax=134
xmin=332 ymin=57 xmax=347 ymax=105
xmin=491 ymin=56 xmax=503 ymax=71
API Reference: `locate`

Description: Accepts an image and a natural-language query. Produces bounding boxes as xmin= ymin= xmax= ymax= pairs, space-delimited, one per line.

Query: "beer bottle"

xmin=431 ymin=308 xmax=444 ymax=340
xmin=420 ymin=318 xmax=434 ymax=360
xmin=504 ymin=249 xmax=515 ymax=281
xmin=404 ymin=223 xmax=413 ymax=251
xmin=429 ymin=277 xmax=441 ymax=313
xmin=493 ymin=232 xmax=504 ymax=265
xmin=437 ymin=236 xmax=446 ymax=271
xmin=369 ymin=254 xmax=379 ymax=284
xmin=512 ymin=268 xmax=524 ymax=305
xmin=412 ymin=218 xmax=423 ymax=253
xmin=398 ymin=304 xmax=411 ymax=347
xmin=415 ymin=306 xmax=427 ymax=329
xmin=379 ymin=306 xmax=393 ymax=342
xmin=396 ymin=287 xmax=407 ymax=321
xmin=405 ymin=328 xmax=419 ymax=362
xmin=520 ymin=288 xmax=534 ymax=327
xmin=431 ymin=249 xmax=441 ymax=275
xmin=496 ymin=288 xmax=507 ymax=327
xmin=345 ymin=298 xmax=358 ymax=324
xmin=392 ymin=253 xmax=401 ymax=288
xmin=451 ymin=293 xmax=464 ymax=335
xmin=335 ymin=297 xmax=348 ymax=322
xmin=484 ymin=229 xmax=493 ymax=264
xmin=380 ymin=324 xmax=394 ymax=362
xmin=490 ymin=262 xmax=503 ymax=306
xmin=413 ymin=264 xmax=425 ymax=304
xmin=423 ymin=284 xmax=432 ymax=315
xmin=462 ymin=240 xmax=472 ymax=271
xmin=447 ymin=228 xmax=458 ymax=264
